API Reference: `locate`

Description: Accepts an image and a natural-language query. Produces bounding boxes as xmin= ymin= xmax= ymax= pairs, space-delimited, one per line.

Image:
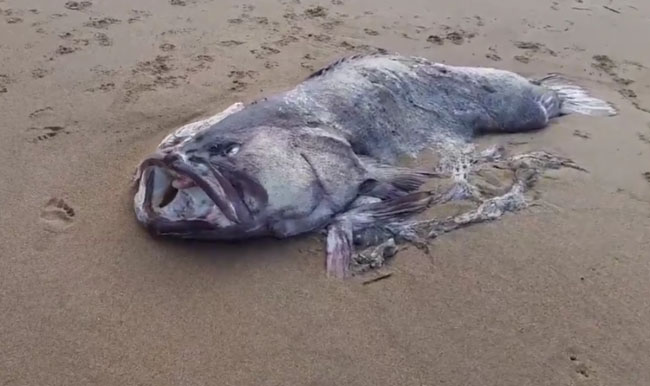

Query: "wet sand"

xmin=2 ymin=0 xmax=650 ymax=385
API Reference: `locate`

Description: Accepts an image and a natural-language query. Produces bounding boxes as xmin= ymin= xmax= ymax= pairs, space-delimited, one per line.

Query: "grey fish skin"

xmin=133 ymin=53 xmax=616 ymax=276
xmin=180 ymin=54 xmax=613 ymax=165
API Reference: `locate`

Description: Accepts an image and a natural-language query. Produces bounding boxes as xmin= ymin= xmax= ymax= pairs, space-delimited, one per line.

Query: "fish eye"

xmin=208 ymin=143 xmax=240 ymax=157
xmin=225 ymin=144 xmax=240 ymax=156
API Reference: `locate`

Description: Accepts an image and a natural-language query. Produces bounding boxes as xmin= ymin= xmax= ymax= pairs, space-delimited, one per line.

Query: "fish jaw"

xmin=132 ymin=150 xmax=267 ymax=238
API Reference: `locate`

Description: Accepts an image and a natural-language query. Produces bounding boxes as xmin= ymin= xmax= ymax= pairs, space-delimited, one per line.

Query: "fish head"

xmin=133 ymin=125 xmax=336 ymax=239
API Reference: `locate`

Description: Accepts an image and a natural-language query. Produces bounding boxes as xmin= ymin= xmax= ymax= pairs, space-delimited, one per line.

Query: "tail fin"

xmin=538 ymin=74 xmax=618 ymax=117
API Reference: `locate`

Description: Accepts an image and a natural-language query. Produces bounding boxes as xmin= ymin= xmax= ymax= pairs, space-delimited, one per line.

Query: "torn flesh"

xmin=325 ymin=145 xmax=588 ymax=279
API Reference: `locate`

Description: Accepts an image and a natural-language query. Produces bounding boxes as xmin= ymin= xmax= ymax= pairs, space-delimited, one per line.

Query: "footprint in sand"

xmin=513 ymin=41 xmax=557 ymax=64
xmin=573 ymin=129 xmax=591 ymax=139
xmin=135 ymin=55 xmax=174 ymax=75
xmin=55 ymin=45 xmax=79 ymax=55
xmin=592 ymin=55 xmax=632 ymax=84
xmin=514 ymin=55 xmax=530 ymax=64
xmin=159 ymin=43 xmax=176 ymax=52
xmin=29 ymin=126 xmax=68 ymax=142
xmin=84 ymin=17 xmax=120 ymax=29
xmin=195 ymin=55 xmax=214 ymax=62
xmin=40 ymin=198 xmax=76 ymax=232
xmin=304 ymin=6 xmax=328 ymax=18
xmin=31 ymin=67 xmax=51 ymax=79
xmin=638 ymin=129 xmax=650 ymax=145
xmin=227 ymin=69 xmax=258 ymax=92
xmin=364 ymin=28 xmax=379 ymax=36
xmin=29 ymin=106 xmax=54 ymax=119
xmin=187 ymin=54 xmax=215 ymax=72
xmin=486 ymin=46 xmax=501 ymax=61
xmin=128 ymin=10 xmax=151 ymax=24
xmin=0 ymin=74 xmax=13 ymax=93
xmin=426 ymin=28 xmax=476 ymax=46
xmin=64 ymin=1 xmax=92 ymax=11
xmin=306 ymin=33 xmax=331 ymax=43
xmin=264 ymin=61 xmax=278 ymax=69
xmin=274 ymin=35 xmax=299 ymax=47
xmin=85 ymin=82 xmax=115 ymax=92
xmin=3 ymin=8 xmax=24 ymax=24
xmin=250 ymin=45 xmax=280 ymax=59
xmin=426 ymin=35 xmax=444 ymax=45
xmin=250 ymin=16 xmax=268 ymax=25
xmin=218 ymin=40 xmax=244 ymax=47
xmin=566 ymin=351 xmax=599 ymax=382
xmin=120 ymin=55 xmax=188 ymax=102
xmin=94 ymin=32 xmax=112 ymax=46
xmin=592 ymin=55 xmax=650 ymax=113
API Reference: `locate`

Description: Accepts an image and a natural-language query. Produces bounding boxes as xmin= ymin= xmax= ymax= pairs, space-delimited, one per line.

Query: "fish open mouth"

xmin=133 ymin=152 xmax=267 ymax=235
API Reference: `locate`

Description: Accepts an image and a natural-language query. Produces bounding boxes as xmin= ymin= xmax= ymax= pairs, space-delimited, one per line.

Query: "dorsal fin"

xmin=305 ymin=48 xmax=398 ymax=80
xmin=306 ymin=54 xmax=364 ymax=80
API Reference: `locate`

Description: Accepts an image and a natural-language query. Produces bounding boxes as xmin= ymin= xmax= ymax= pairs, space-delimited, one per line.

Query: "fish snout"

xmin=135 ymin=149 xmax=264 ymax=229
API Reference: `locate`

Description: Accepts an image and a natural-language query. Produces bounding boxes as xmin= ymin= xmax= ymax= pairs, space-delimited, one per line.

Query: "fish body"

xmin=133 ymin=53 xmax=616 ymax=276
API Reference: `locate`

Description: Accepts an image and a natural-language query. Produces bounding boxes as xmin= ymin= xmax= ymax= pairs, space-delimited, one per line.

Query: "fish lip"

xmin=218 ymin=166 xmax=269 ymax=215
xmin=147 ymin=217 xmax=217 ymax=236
xmin=173 ymin=160 xmax=252 ymax=224
xmin=135 ymin=151 xmax=251 ymax=226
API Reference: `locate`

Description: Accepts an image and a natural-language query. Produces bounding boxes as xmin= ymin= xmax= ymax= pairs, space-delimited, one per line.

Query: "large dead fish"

xmin=132 ymin=53 xmax=616 ymax=278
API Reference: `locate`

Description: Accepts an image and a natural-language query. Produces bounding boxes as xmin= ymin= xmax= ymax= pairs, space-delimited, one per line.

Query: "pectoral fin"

xmin=360 ymin=156 xmax=440 ymax=193
xmin=326 ymin=219 xmax=353 ymax=279
xmin=325 ymin=191 xmax=434 ymax=279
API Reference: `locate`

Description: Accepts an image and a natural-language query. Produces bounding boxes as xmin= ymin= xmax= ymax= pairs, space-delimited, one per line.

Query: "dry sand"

xmin=2 ymin=0 xmax=650 ymax=385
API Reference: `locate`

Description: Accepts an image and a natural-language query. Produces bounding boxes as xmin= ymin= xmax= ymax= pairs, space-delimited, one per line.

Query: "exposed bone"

xmin=351 ymin=238 xmax=398 ymax=274
xmin=351 ymin=149 xmax=587 ymax=270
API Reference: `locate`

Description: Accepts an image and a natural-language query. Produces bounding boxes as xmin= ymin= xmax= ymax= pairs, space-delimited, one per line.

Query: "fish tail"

xmin=536 ymin=74 xmax=618 ymax=117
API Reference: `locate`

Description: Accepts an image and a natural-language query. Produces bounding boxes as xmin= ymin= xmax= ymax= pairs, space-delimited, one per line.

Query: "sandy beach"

xmin=1 ymin=0 xmax=650 ymax=384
